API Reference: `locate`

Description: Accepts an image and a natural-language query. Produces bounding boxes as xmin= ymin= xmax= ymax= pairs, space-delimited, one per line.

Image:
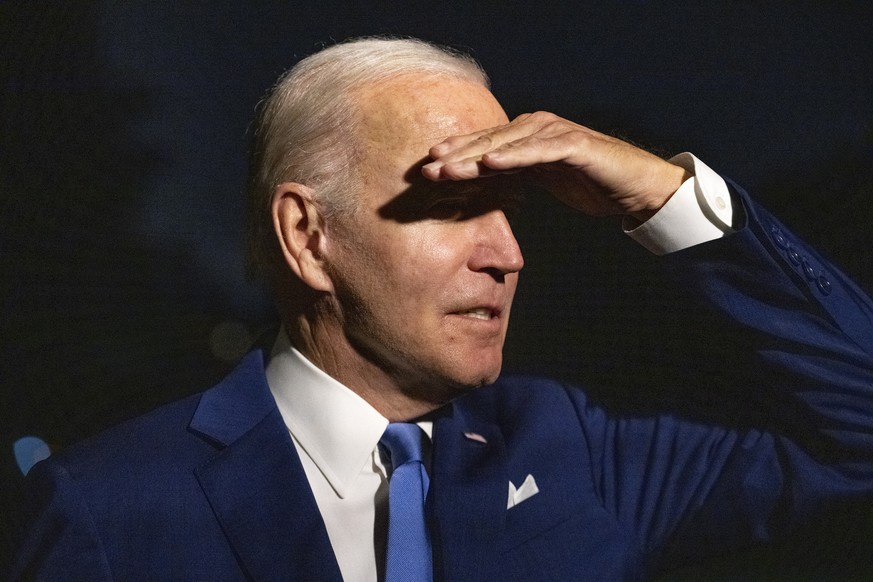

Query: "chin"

xmin=408 ymin=351 xmax=504 ymax=402
xmin=473 ymin=354 xmax=503 ymax=384
xmin=454 ymin=364 xmax=503 ymax=390
xmin=421 ymin=366 xmax=499 ymax=403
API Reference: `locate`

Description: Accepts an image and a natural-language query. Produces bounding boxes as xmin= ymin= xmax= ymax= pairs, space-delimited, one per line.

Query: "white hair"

xmin=245 ymin=36 xmax=490 ymax=283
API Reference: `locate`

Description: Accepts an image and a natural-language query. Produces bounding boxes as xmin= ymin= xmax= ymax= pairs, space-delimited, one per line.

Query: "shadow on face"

xmin=377 ymin=157 xmax=526 ymax=224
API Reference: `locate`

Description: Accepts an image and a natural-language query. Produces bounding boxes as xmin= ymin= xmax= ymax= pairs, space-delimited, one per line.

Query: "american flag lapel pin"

xmin=463 ymin=431 xmax=488 ymax=444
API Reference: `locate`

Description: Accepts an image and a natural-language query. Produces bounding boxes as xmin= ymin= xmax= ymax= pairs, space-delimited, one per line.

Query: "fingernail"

xmin=430 ymin=143 xmax=449 ymax=156
xmin=422 ymin=161 xmax=443 ymax=176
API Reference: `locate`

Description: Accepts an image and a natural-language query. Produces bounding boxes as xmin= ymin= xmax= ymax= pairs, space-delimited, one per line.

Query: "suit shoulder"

xmin=40 ymin=349 xmax=274 ymax=482
xmin=43 ymin=392 xmax=207 ymax=480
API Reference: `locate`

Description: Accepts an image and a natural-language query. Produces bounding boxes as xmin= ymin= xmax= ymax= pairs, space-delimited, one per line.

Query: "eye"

xmin=427 ymin=197 xmax=469 ymax=220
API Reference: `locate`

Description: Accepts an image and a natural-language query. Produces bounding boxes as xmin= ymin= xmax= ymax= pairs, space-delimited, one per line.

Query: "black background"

xmin=2 ymin=2 xmax=872 ymax=577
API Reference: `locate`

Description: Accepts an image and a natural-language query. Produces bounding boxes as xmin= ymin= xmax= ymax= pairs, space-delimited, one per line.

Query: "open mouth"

xmin=454 ymin=307 xmax=497 ymax=321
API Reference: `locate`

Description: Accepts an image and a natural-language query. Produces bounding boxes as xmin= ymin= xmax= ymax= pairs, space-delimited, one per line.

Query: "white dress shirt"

xmin=266 ymin=331 xmax=432 ymax=582
xmin=265 ymin=153 xmax=734 ymax=581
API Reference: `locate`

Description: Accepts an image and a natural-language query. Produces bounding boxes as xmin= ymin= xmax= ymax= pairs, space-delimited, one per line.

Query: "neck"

xmin=284 ymin=312 xmax=449 ymax=422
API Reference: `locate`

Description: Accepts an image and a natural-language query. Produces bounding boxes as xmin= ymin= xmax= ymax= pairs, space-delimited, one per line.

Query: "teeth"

xmin=458 ymin=308 xmax=492 ymax=320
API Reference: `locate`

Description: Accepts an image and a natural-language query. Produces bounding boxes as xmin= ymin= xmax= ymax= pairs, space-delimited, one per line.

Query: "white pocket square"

xmin=507 ymin=474 xmax=539 ymax=509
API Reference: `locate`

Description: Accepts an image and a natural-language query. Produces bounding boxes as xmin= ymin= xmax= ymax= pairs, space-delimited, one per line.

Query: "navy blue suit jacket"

xmin=10 ymin=190 xmax=873 ymax=580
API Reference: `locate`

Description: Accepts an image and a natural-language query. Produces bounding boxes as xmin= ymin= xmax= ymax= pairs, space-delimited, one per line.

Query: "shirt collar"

xmin=265 ymin=329 xmax=389 ymax=499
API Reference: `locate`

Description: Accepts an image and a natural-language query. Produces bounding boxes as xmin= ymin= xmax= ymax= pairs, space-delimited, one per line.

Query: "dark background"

xmin=2 ymin=2 xmax=872 ymax=578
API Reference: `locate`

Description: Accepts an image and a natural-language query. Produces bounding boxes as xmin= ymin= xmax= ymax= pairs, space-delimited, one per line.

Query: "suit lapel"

xmin=190 ymin=350 xmax=342 ymax=582
xmin=429 ymin=400 xmax=508 ymax=581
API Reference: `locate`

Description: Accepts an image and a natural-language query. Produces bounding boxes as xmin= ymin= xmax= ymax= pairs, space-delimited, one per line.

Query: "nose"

xmin=468 ymin=210 xmax=524 ymax=277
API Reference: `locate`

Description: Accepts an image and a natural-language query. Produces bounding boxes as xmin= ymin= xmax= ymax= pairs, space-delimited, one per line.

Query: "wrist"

xmin=629 ymin=163 xmax=691 ymax=223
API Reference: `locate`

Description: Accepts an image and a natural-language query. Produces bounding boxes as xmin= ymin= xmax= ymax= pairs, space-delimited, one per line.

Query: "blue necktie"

xmin=379 ymin=423 xmax=433 ymax=582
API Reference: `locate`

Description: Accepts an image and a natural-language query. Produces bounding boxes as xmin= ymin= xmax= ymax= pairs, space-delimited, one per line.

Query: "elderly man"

xmin=11 ymin=37 xmax=873 ymax=581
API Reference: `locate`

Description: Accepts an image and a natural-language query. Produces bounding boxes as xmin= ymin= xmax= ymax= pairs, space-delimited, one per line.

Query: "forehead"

xmin=355 ymin=74 xmax=509 ymax=158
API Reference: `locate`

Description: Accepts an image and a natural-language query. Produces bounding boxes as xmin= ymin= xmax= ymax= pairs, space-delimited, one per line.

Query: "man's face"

xmin=321 ymin=74 xmax=523 ymax=403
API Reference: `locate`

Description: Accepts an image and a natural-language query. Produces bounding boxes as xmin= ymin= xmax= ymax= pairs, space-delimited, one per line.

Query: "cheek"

xmin=381 ymin=228 xmax=465 ymax=292
xmin=327 ymin=216 xmax=473 ymax=325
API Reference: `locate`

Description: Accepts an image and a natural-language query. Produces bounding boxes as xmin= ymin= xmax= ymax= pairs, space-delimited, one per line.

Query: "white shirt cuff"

xmin=624 ymin=153 xmax=735 ymax=255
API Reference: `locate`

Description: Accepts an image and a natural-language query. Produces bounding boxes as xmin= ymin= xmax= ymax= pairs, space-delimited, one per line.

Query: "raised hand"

xmin=422 ymin=111 xmax=690 ymax=222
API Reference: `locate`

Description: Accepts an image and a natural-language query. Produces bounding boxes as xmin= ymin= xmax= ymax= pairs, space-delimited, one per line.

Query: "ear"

xmin=272 ymin=182 xmax=335 ymax=293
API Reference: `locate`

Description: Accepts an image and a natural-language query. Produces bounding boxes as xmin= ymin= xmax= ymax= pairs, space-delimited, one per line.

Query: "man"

xmin=10 ymin=37 xmax=873 ymax=581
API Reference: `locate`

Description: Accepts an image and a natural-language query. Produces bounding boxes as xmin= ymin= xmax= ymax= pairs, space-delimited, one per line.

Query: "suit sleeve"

xmin=566 ymin=183 xmax=873 ymax=572
xmin=7 ymin=460 xmax=113 ymax=581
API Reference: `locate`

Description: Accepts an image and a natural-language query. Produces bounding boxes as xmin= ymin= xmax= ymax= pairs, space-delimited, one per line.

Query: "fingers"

xmin=428 ymin=113 xmax=534 ymax=158
xmin=422 ymin=112 xmax=577 ymax=181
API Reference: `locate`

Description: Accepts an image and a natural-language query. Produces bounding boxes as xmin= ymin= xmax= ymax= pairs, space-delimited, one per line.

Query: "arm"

xmin=583 ymin=189 xmax=873 ymax=569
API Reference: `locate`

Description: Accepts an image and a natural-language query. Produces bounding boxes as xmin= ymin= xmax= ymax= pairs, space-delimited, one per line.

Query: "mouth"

xmin=452 ymin=306 xmax=500 ymax=321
